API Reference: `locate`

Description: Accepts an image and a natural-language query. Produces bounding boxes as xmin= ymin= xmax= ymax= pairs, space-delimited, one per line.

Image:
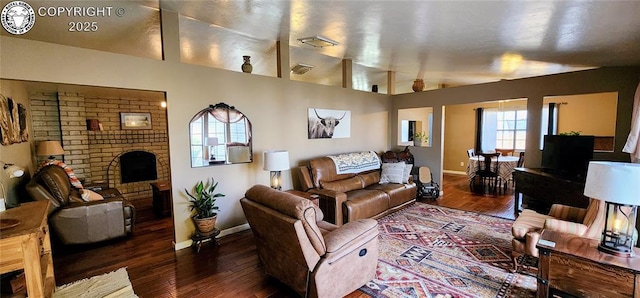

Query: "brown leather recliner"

xmin=241 ymin=185 xmax=379 ymax=298
xmin=26 ymin=165 xmax=135 ymax=245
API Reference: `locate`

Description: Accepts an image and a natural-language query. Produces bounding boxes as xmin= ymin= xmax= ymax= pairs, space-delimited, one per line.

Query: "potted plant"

xmin=185 ymin=178 xmax=225 ymax=236
xmin=413 ymin=131 xmax=428 ymax=146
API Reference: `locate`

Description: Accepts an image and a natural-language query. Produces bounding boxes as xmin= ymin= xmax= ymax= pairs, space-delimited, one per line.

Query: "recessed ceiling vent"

xmin=297 ymin=36 xmax=339 ymax=48
xmin=291 ymin=63 xmax=314 ymax=75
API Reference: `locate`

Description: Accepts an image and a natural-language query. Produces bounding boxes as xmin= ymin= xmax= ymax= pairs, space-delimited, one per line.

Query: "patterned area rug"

xmin=360 ymin=203 xmax=536 ymax=298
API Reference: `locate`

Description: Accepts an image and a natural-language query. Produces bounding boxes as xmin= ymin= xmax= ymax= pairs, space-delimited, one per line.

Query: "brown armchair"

xmin=241 ymin=185 xmax=379 ymax=298
xmin=510 ymin=198 xmax=605 ymax=271
xmin=26 ymin=165 xmax=135 ymax=245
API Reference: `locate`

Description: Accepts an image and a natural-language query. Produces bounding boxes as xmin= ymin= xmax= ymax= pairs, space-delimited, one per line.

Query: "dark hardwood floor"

xmin=53 ymin=173 xmax=516 ymax=297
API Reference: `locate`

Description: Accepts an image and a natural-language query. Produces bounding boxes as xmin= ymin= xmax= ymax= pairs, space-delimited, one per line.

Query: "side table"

xmin=150 ymin=181 xmax=171 ymax=217
xmin=536 ymin=230 xmax=640 ymax=297
xmin=284 ymin=189 xmax=320 ymax=206
xmin=96 ymin=187 xmax=123 ymax=199
xmin=0 ymin=201 xmax=55 ymax=297
xmin=191 ymin=228 xmax=220 ymax=253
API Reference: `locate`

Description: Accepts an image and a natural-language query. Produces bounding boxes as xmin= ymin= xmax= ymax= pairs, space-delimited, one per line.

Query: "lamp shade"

xmin=263 ymin=150 xmax=290 ymax=171
xmin=206 ymin=137 xmax=219 ymax=146
xmin=584 ymin=161 xmax=640 ymax=205
xmin=37 ymin=141 xmax=65 ymax=157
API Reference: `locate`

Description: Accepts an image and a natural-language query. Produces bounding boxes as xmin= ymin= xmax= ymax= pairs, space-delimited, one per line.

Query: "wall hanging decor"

xmin=0 ymin=94 xmax=29 ymax=145
xmin=120 ymin=112 xmax=152 ymax=130
xmin=307 ymin=108 xmax=351 ymax=139
xmin=189 ymin=103 xmax=253 ymax=167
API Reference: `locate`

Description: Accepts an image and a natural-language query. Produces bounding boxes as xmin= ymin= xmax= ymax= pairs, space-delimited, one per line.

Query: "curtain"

xmin=480 ymin=108 xmax=497 ymax=152
xmin=540 ymin=103 xmax=558 ymax=149
xmin=475 ymin=108 xmax=483 ymax=153
xmin=623 ymin=82 xmax=640 ymax=162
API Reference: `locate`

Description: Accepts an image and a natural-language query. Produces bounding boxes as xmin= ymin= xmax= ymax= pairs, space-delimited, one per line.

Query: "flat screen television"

xmin=541 ymin=135 xmax=594 ymax=180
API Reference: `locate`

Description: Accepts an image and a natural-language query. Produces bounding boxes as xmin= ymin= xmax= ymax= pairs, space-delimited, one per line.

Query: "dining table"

xmin=466 ymin=155 xmax=520 ymax=183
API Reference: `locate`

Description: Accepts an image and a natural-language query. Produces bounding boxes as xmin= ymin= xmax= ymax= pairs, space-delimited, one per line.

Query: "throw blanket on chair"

xmin=38 ymin=160 xmax=84 ymax=189
xmin=328 ymin=151 xmax=381 ymax=175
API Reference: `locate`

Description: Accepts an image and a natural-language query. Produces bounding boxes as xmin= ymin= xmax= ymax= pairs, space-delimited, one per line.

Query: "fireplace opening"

xmin=120 ymin=151 xmax=158 ymax=183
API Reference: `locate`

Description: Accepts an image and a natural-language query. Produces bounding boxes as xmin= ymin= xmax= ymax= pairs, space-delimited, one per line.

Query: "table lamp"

xmin=37 ymin=140 xmax=65 ymax=160
xmin=0 ymin=161 xmax=25 ymax=211
xmin=206 ymin=137 xmax=219 ymax=162
xmin=263 ymin=150 xmax=290 ymax=190
xmin=584 ymin=161 xmax=640 ymax=257
xmin=1 ymin=162 xmax=25 ymax=178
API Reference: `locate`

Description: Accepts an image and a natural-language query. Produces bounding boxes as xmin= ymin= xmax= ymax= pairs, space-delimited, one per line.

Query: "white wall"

xmin=0 ymin=34 xmax=390 ymax=248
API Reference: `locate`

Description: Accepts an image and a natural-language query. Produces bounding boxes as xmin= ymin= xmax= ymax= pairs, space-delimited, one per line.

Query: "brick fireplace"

xmin=30 ymin=91 xmax=169 ymax=209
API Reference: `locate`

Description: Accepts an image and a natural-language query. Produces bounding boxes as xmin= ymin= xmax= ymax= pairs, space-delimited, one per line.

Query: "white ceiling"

xmin=7 ymin=1 xmax=640 ymax=94
xmin=163 ymin=0 xmax=640 ymax=93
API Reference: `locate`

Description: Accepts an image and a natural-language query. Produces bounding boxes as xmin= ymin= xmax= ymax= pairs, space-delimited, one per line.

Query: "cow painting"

xmin=308 ymin=108 xmax=351 ymax=139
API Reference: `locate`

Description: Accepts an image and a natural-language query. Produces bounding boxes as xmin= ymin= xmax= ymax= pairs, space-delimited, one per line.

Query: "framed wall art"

xmin=120 ymin=112 xmax=152 ymax=130
xmin=308 ymin=108 xmax=351 ymax=139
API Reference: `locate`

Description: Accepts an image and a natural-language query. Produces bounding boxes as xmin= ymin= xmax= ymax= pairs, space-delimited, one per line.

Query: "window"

xmin=189 ymin=103 xmax=253 ymax=167
xmin=481 ymin=107 xmax=527 ymax=151
xmin=497 ymin=108 xmax=527 ymax=150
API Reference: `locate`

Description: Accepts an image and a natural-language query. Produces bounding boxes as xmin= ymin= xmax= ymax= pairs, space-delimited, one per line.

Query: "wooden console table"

xmin=512 ymin=168 xmax=589 ymax=215
xmin=0 ymin=200 xmax=55 ymax=297
xmin=537 ymin=230 xmax=640 ymax=297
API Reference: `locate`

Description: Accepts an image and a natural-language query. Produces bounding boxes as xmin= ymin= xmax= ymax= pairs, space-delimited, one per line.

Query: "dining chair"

xmin=495 ymin=148 xmax=515 ymax=156
xmin=516 ymin=151 xmax=525 ymax=167
xmin=466 ymin=148 xmax=475 ymax=157
xmin=504 ymin=151 xmax=525 ymax=190
xmin=475 ymin=153 xmax=500 ymax=194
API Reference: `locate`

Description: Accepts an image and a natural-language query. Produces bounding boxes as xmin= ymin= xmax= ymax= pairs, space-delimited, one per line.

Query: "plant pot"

xmin=413 ymin=138 xmax=422 ymax=146
xmin=193 ymin=215 xmax=217 ymax=236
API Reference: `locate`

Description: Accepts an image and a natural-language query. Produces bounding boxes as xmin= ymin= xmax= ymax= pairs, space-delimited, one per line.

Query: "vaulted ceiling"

xmin=7 ymin=1 xmax=640 ymax=94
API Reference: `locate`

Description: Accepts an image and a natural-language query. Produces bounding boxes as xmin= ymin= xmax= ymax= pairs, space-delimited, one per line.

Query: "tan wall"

xmin=1 ymin=12 xmax=638 ymax=249
xmin=392 ymin=68 xmax=639 ymax=186
xmin=0 ymin=34 xmax=389 ymax=248
xmin=443 ymin=103 xmax=476 ymax=173
xmin=442 ymin=100 xmax=527 ymax=172
xmin=544 ymin=92 xmax=617 ymax=136
xmin=0 ymin=80 xmax=32 ymax=207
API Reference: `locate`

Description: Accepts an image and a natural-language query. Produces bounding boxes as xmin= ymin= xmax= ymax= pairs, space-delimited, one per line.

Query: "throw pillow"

xmin=81 ymin=189 xmax=104 ymax=201
xmin=379 ymin=162 xmax=406 ymax=184
xmin=403 ymin=164 xmax=413 ymax=183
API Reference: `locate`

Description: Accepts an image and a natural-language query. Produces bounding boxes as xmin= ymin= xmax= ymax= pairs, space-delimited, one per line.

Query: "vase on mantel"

xmin=241 ymin=56 xmax=253 ymax=73
xmin=412 ymin=79 xmax=425 ymax=92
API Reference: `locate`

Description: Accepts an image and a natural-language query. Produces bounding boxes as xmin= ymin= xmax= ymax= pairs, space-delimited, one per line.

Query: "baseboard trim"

xmin=443 ymin=170 xmax=467 ymax=176
xmin=174 ymin=223 xmax=251 ymax=251
xmin=219 ymin=223 xmax=251 ymax=237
